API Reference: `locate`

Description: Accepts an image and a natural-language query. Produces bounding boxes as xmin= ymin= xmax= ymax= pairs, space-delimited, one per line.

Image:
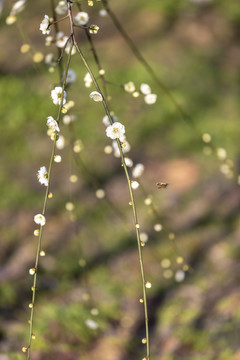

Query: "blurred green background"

xmin=1 ymin=0 xmax=240 ymax=359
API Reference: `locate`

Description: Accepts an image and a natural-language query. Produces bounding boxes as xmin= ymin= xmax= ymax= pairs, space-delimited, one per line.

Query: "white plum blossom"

xmin=65 ymin=43 xmax=76 ymax=55
xmin=63 ymin=69 xmax=77 ymax=84
xmin=84 ymin=72 xmax=93 ymax=88
xmin=102 ymin=114 xmax=117 ymax=127
xmin=45 ymin=53 xmax=55 ymax=65
xmin=124 ymin=157 xmax=133 ymax=167
xmin=106 ymin=122 xmax=125 ymax=140
xmin=102 ymin=115 xmax=111 ymax=127
xmin=40 ymin=15 xmax=51 ymax=35
xmin=45 ymin=36 xmax=54 ymax=47
xmin=51 ymin=86 xmax=67 ymax=105
xmin=55 ymin=1 xmax=67 ymax=15
xmin=54 ymin=155 xmax=62 ymax=163
xmin=89 ymin=25 xmax=99 ymax=34
xmin=56 ymin=135 xmax=65 ymax=150
xmin=99 ymin=9 xmax=107 ymax=17
xmin=140 ymin=83 xmax=151 ymax=95
xmin=124 ymin=81 xmax=135 ymax=93
xmin=34 ymin=214 xmax=46 ymax=226
xmin=10 ymin=0 xmax=26 ymax=16
xmin=131 ymin=181 xmax=139 ymax=190
xmin=85 ymin=319 xmax=99 ymax=330
xmin=217 ymin=147 xmax=227 ymax=160
xmin=55 ymin=31 xmax=68 ymax=48
xmin=37 ymin=166 xmax=48 ymax=186
xmin=63 ymin=114 xmax=75 ymax=125
xmin=89 ymin=91 xmax=103 ymax=102
xmin=175 ymin=270 xmax=185 ymax=282
xmin=74 ymin=12 xmax=89 ymax=25
xmin=144 ymin=93 xmax=157 ymax=105
xmin=132 ymin=163 xmax=144 ymax=178
xmin=112 ymin=139 xmax=131 ymax=158
xmin=140 ymin=232 xmax=149 ymax=243
xmin=47 ymin=116 xmax=60 ymax=132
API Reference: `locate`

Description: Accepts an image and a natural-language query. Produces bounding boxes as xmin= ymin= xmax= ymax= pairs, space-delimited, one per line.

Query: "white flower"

xmin=63 ymin=114 xmax=75 ymax=125
xmin=89 ymin=91 xmax=103 ymax=102
xmin=131 ymin=181 xmax=139 ymax=189
xmin=144 ymin=93 xmax=157 ymax=105
xmin=102 ymin=115 xmax=111 ymax=127
xmin=124 ymin=157 xmax=133 ymax=167
xmin=55 ymin=1 xmax=67 ymax=15
xmin=132 ymin=163 xmax=144 ymax=178
xmin=112 ymin=139 xmax=130 ymax=158
xmin=45 ymin=53 xmax=55 ymax=65
xmin=89 ymin=24 xmax=99 ymax=34
xmin=34 ymin=214 xmax=46 ymax=226
xmin=37 ymin=166 xmax=48 ymax=186
xmin=54 ymin=155 xmax=62 ymax=163
xmin=217 ymin=147 xmax=227 ymax=160
xmin=63 ymin=69 xmax=77 ymax=84
xmin=51 ymin=86 xmax=67 ymax=105
xmin=74 ymin=11 xmax=89 ymax=25
xmin=10 ymin=0 xmax=26 ymax=16
xmin=140 ymin=232 xmax=149 ymax=243
xmin=106 ymin=122 xmax=125 ymax=140
xmin=154 ymin=223 xmax=162 ymax=232
xmin=99 ymin=9 xmax=107 ymax=17
xmin=124 ymin=81 xmax=135 ymax=93
xmin=56 ymin=135 xmax=65 ymax=150
xmin=140 ymin=83 xmax=151 ymax=95
xmin=45 ymin=36 xmax=54 ymax=47
xmin=85 ymin=319 xmax=99 ymax=330
xmin=47 ymin=116 xmax=60 ymax=132
xmin=175 ymin=270 xmax=185 ymax=282
xmin=65 ymin=43 xmax=76 ymax=55
xmin=102 ymin=114 xmax=117 ymax=127
xmin=40 ymin=15 xmax=51 ymax=35
xmin=55 ymin=32 xmax=68 ymax=48
xmin=84 ymin=72 xmax=92 ymax=88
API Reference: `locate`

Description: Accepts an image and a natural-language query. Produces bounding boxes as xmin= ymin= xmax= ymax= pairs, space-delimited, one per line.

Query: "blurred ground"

xmin=0 ymin=0 xmax=240 ymax=359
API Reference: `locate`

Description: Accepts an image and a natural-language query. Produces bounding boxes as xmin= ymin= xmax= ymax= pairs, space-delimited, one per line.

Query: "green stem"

xmin=26 ymin=41 xmax=73 ymax=360
xmin=67 ymin=1 xmax=150 ymax=356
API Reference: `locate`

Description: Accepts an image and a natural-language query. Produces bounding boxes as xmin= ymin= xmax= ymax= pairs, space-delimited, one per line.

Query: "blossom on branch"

xmin=37 ymin=166 xmax=49 ymax=187
xmin=40 ymin=15 xmax=51 ymax=35
xmin=106 ymin=122 xmax=125 ymax=140
xmin=51 ymin=87 xmax=67 ymax=106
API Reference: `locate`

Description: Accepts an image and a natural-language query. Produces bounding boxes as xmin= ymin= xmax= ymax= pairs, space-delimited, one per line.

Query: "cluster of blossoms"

xmin=103 ymin=116 xmax=145 ymax=190
xmin=124 ymin=81 xmax=157 ymax=105
xmin=47 ymin=116 xmax=60 ymax=132
xmin=40 ymin=15 xmax=51 ymax=35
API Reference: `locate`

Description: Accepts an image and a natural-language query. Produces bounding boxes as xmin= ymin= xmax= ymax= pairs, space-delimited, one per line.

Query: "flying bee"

xmin=156 ymin=182 xmax=169 ymax=189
